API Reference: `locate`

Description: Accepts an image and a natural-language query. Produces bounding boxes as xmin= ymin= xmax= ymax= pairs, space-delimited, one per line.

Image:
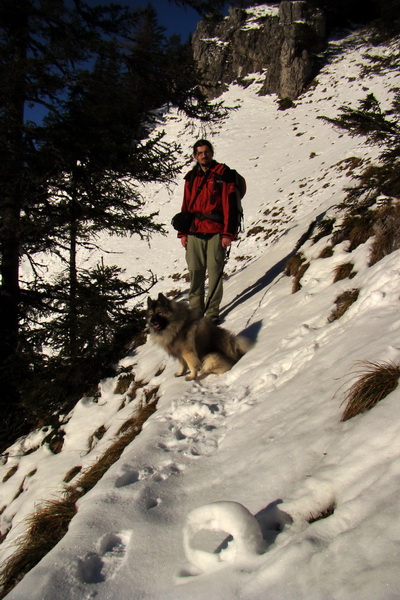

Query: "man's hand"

xmin=181 ymin=235 xmax=188 ymax=248
xmin=221 ymin=237 xmax=231 ymax=249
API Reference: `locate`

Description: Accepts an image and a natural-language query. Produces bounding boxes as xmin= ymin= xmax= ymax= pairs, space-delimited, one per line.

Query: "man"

xmin=178 ymin=140 xmax=239 ymax=323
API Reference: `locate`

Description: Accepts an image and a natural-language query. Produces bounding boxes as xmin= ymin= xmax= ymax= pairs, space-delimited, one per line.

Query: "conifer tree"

xmin=0 ymin=0 xmax=130 ymax=433
xmin=0 ymin=0 xmax=224 ymax=445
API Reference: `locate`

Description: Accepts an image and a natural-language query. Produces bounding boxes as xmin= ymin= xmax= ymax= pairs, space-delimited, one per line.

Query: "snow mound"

xmin=182 ymin=501 xmax=265 ymax=574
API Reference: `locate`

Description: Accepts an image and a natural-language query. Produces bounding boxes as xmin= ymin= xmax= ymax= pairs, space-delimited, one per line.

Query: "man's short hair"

xmin=193 ymin=139 xmax=214 ymax=155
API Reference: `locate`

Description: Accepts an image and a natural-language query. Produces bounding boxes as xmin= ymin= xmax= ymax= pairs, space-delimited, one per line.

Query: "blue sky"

xmin=92 ymin=0 xmax=202 ymax=41
xmin=25 ymin=1 xmax=203 ymax=123
xmin=141 ymin=0 xmax=201 ymax=40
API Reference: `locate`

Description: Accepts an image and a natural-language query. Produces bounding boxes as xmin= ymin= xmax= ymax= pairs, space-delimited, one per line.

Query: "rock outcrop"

xmin=192 ymin=1 xmax=326 ymax=100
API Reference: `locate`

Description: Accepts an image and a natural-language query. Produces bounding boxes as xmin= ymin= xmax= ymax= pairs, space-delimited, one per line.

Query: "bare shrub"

xmin=328 ymin=289 xmax=359 ymax=322
xmin=341 ymin=361 xmax=400 ymax=421
xmin=333 ymin=262 xmax=355 ymax=283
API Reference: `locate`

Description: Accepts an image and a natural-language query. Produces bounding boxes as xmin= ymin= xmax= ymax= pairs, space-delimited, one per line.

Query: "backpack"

xmin=185 ymin=165 xmax=247 ymax=234
xmin=230 ymin=169 xmax=247 ymax=233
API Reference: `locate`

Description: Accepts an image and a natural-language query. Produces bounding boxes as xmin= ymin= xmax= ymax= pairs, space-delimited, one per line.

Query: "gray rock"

xmin=192 ymin=1 xmax=326 ymax=100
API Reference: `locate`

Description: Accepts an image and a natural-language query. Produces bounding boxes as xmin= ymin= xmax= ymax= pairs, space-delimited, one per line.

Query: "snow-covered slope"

xmin=1 ymin=28 xmax=400 ymax=600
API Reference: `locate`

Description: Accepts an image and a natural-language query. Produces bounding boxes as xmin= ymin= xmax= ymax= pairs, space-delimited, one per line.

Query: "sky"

xmin=2 ymin=8 xmax=400 ymax=600
xmin=24 ymin=0 xmax=203 ymax=124
xmin=87 ymin=0 xmax=203 ymax=41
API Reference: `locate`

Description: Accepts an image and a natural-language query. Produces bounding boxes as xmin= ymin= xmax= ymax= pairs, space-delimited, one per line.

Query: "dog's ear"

xmin=157 ymin=292 xmax=168 ymax=305
xmin=147 ymin=297 xmax=153 ymax=308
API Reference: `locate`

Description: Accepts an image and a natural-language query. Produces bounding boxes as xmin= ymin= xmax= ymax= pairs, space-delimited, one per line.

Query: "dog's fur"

xmin=146 ymin=293 xmax=251 ymax=380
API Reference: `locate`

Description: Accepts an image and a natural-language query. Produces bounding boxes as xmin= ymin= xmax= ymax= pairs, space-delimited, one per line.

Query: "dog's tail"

xmin=218 ymin=331 xmax=253 ymax=363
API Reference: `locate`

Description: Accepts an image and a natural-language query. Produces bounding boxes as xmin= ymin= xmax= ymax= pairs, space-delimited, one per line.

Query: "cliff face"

xmin=192 ymin=1 xmax=326 ymax=100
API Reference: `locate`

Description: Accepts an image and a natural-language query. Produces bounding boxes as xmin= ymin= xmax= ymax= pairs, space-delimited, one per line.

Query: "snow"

xmin=241 ymin=3 xmax=280 ymax=30
xmin=1 ymin=27 xmax=400 ymax=600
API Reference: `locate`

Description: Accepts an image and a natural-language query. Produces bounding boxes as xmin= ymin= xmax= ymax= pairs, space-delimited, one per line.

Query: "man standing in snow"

xmin=177 ymin=140 xmax=239 ymax=323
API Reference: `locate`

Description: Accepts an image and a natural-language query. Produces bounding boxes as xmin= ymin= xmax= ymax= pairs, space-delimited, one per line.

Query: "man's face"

xmin=194 ymin=145 xmax=213 ymax=170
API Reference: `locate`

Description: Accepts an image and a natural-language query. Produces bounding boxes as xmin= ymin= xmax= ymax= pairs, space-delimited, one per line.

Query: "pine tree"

xmin=0 ymin=0 xmax=167 ymax=442
xmin=0 ymin=0 xmax=225 ymax=446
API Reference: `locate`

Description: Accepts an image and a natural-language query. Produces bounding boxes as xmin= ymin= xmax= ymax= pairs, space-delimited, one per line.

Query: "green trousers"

xmin=185 ymin=234 xmax=225 ymax=319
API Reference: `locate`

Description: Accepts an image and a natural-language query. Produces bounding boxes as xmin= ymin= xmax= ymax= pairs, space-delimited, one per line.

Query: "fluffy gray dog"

xmin=146 ymin=293 xmax=251 ymax=380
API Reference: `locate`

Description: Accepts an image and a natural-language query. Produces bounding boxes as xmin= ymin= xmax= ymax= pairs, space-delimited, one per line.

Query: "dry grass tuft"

xmin=2 ymin=465 xmax=18 ymax=483
xmin=67 ymin=394 xmax=159 ymax=500
xmin=87 ymin=425 xmax=107 ymax=452
xmin=0 ymin=393 xmax=159 ymax=598
xmin=0 ymin=498 xmax=77 ymax=596
xmin=369 ymin=203 xmax=400 ymax=266
xmin=284 ymin=253 xmax=304 ymax=277
xmin=284 ymin=253 xmax=310 ymax=293
xmin=341 ymin=361 xmax=400 ymax=421
xmin=114 ymin=371 xmax=135 ymax=395
xmin=318 ymin=246 xmax=334 ymax=259
xmin=332 ymin=211 xmax=375 ymax=252
xmin=328 ymin=289 xmax=359 ymax=322
xmin=292 ymin=262 xmax=310 ymax=293
xmin=333 ymin=262 xmax=356 ymax=283
xmin=63 ymin=465 xmax=82 ymax=483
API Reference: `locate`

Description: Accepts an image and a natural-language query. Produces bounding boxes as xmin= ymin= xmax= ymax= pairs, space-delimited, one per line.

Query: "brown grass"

xmin=114 ymin=371 xmax=135 ymax=395
xmin=284 ymin=253 xmax=310 ymax=293
xmin=87 ymin=425 xmax=107 ymax=452
xmin=63 ymin=466 xmax=82 ymax=483
xmin=284 ymin=253 xmax=304 ymax=276
xmin=369 ymin=203 xmax=400 ymax=266
xmin=333 ymin=262 xmax=355 ymax=283
xmin=0 ymin=498 xmax=77 ymax=596
xmin=2 ymin=466 xmax=18 ymax=483
xmin=341 ymin=361 xmax=400 ymax=421
xmin=318 ymin=246 xmax=334 ymax=259
xmin=292 ymin=262 xmax=310 ymax=293
xmin=332 ymin=212 xmax=375 ymax=252
xmin=328 ymin=289 xmax=359 ymax=323
xmin=0 ymin=393 xmax=159 ymax=598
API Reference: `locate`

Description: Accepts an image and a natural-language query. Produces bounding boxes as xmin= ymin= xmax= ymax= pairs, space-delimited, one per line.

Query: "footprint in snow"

xmin=115 ymin=465 xmax=154 ymax=488
xmin=115 ymin=462 xmax=182 ymax=488
xmin=77 ymin=530 xmax=131 ymax=584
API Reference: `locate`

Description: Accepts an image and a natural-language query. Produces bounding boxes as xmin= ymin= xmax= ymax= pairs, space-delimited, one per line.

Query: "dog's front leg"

xmin=181 ymin=351 xmax=201 ymax=381
xmin=175 ymin=357 xmax=188 ymax=378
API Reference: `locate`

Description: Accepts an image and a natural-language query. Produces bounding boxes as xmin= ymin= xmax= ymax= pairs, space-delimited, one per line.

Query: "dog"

xmin=146 ymin=293 xmax=252 ymax=380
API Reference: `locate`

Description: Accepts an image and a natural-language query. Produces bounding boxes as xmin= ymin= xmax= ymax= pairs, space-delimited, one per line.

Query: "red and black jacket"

xmin=178 ymin=161 xmax=239 ymax=240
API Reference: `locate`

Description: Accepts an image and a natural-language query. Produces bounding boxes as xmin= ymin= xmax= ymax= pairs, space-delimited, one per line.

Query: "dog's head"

xmin=146 ymin=293 xmax=171 ymax=333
